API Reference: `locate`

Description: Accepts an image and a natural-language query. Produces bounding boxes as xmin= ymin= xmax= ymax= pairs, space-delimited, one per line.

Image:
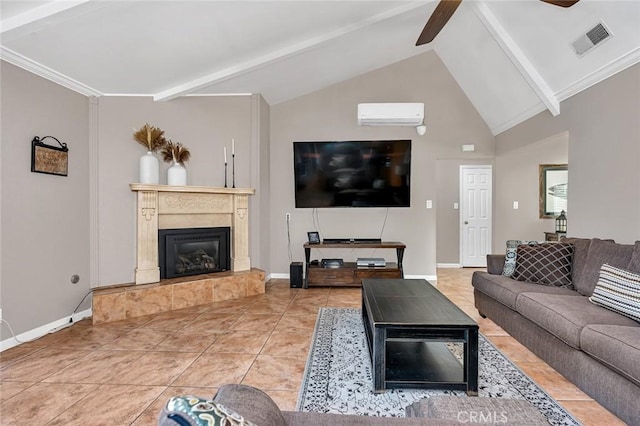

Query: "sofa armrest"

xmin=487 ymin=254 xmax=506 ymax=275
xmin=213 ymin=384 xmax=287 ymax=426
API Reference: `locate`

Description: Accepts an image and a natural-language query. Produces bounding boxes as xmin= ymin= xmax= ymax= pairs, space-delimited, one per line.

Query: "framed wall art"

xmin=31 ymin=136 xmax=69 ymax=176
xmin=539 ymin=164 xmax=568 ymax=218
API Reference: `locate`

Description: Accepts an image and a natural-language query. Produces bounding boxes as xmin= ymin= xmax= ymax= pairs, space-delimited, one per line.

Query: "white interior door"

xmin=460 ymin=166 xmax=492 ymax=267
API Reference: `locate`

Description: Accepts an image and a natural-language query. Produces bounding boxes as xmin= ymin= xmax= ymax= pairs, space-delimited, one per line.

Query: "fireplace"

xmin=159 ymin=227 xmax=230 ymax=279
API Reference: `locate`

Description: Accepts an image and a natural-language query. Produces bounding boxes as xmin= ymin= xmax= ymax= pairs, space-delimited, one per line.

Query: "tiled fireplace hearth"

xmin=92 ymin=184 xmax=264 ymax=324
xmin=92 ymin=269 xmax=265 ymax=324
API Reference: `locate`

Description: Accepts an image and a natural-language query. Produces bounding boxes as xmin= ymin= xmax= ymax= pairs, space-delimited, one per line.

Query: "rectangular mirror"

xmin=539 ymin=164 xmax=568 ymax=218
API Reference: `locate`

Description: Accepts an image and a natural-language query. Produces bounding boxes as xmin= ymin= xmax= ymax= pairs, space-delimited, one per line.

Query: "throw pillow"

xmin=160 ymin=396 xmax=257 ymax=426
xmin=512 ymin=242 xmax=574 ymax=287
xmin=502 ymin=240 xmax=539 ymax=277
xmin=589 ymin=264 xmax=640 ymax=323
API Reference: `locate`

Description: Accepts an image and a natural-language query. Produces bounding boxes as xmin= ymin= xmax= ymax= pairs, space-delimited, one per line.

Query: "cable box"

xmin=353 ymin=238 xmax=382 ymax=244
xmin=321 ymin=258 xmax=344 ymax=268
xmin=323 ymin=238 xmax=383 ymax=244
xmin=356 ymin=257 xmax=386 ymax=267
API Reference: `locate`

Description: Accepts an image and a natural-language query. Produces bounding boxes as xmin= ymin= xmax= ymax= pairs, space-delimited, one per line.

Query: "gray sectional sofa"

xmin=473 ymin=237 xmax=640 ymax=425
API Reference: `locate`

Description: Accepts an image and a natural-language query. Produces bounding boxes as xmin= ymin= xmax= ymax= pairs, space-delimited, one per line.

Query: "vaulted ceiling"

xmin=2 ymin=1 xmax=639 ymax=135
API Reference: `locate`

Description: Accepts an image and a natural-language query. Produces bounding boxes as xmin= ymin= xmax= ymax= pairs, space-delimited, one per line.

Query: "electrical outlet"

xmin=285 ymin=212 xmax=291 ymax=221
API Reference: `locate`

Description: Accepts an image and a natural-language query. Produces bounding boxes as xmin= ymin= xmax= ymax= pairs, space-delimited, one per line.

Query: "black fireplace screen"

xmin=159 ymin=227 xmax=230 ymax=279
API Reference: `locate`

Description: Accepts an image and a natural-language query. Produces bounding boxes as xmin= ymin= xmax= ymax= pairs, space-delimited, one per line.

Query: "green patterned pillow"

xmin=503 ymin=240 xmax=539 ymax=277
xmin=160 ymin=396 xmax=257 ymax=426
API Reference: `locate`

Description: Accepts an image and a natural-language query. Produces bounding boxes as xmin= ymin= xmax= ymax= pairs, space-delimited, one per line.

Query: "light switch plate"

xmin=426 ymin=200 xmax=433 ymax=209
xmin=453 ymin=202 xmax=459 ymax=210
xmin=513 ymin=201 xmax=519 ymax=209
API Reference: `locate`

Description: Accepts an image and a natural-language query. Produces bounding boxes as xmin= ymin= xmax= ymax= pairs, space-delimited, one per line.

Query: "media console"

xmin=303 ymin=241 xmax=405 ymax=288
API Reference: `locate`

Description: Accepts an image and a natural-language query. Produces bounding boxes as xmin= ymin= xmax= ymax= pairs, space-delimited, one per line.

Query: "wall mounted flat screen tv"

xmin=293 ymin=140 xmax=411 ymax=208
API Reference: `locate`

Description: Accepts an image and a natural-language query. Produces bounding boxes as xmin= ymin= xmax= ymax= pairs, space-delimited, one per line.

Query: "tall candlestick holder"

xmin=232 ymin=154 xmax=236 ymax=188
xmin=224 ymin=162 xmax=228 ymax=188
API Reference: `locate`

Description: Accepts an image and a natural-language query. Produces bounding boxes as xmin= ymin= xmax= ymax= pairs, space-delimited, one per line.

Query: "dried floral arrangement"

xmin=162 ymin=140 xmax=191 ymax=165
xmin=133 ymin=123 xmax=167 ymax=152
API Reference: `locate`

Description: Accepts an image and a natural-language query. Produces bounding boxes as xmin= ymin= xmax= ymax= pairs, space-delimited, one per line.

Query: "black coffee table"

xmin=361 ymin=278 xmax=479 ymax=395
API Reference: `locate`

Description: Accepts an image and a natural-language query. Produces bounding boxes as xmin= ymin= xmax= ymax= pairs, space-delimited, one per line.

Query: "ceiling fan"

xmin=416 ymin=0 xmax=580 ymax=46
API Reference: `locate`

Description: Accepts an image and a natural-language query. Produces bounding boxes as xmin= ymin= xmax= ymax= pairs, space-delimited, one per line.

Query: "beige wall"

xmin=495 ymin=63 xmax=640 ymax=246
xmin=492 ymin=131 xmax=568 ymax=249
xmin=270 ymin=51 xmax=495 ymax=277
xmin=95 ymin=95 xmax=267 ymax=286
xmin=1 ymin=62 xmax=91 ymax=336
xmin=435 ymin=158 xmax=495 ymax=265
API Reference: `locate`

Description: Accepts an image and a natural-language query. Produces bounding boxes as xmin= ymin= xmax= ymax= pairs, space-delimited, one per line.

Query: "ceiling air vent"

xmin=572 ymin=21 xmax=613 ymax=57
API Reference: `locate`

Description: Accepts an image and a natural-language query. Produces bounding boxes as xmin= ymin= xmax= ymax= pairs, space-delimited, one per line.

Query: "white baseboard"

xmin=268 ymin=273 xmax=290 ymax=280
xmin=0 ymin=308 xmax=92 ymax=352
xmin=437 ymin=263 xmax=462 ymax=269
xmin=404 ymin=274 xmax=438 ymax=282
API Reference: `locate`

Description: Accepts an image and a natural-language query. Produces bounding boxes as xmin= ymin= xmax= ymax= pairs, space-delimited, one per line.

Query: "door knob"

xmin=464 ymin=221 xmax=469 ymax=224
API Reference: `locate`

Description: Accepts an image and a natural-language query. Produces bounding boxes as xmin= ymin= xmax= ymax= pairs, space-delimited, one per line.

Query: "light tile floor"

xmin=0 ymin=269 xmax=625 ymax=425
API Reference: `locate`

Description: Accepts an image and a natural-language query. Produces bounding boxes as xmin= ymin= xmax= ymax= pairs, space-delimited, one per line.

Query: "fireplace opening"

xmin=159 ymin=227 xmax=230 ymax=279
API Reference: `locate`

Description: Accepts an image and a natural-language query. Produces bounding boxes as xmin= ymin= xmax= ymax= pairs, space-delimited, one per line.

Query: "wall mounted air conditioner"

xmin=357 ymin=103 xmax=424 ymax=126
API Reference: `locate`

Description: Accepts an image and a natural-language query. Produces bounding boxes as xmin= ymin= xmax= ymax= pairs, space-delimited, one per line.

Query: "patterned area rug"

xmin=297 ymin=308 xmax=580 ymax=425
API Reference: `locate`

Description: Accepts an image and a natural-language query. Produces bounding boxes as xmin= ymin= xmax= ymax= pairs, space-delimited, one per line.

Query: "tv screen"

xmin=293 ymin=140 xmax=411 ymax=208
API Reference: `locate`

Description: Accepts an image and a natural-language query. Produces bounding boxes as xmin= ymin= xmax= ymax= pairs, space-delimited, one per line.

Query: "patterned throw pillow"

xmin=160 ymin=396 xmax=257 ymax=426
xmin=512 ymin=242 xmax=574 ymax=287
xmin=590 ymin=264 xmax=640 ymax=323
xmin=502 ymin=240 xmax=539 ymax=277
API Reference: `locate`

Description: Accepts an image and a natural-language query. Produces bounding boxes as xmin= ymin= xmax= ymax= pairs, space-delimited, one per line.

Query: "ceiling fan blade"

xmin=416 ymin=0 xmax=462 ymax=46
xmin=540 ymin=0 xmax=580 ymax=8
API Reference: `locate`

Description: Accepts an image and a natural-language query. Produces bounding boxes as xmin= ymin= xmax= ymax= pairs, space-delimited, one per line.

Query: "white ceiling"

xmin=2 ymin=0 xmax=639 ymax=135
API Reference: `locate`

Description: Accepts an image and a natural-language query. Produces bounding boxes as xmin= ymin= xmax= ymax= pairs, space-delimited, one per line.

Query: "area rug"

xmin=297 ymin=307 xmax=580 ymax=426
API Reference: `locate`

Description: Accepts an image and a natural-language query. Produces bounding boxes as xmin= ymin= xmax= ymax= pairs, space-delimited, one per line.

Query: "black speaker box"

xmin=290 ymin=262 xmax=303 ymax=288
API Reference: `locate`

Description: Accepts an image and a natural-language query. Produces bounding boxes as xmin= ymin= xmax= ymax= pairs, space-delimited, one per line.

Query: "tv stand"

xmin=303 ymin=241 xmax=405 ymax=288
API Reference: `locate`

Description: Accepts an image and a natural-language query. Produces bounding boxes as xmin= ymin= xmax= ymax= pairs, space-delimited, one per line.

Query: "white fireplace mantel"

xmin=130 ymin=184 xmax=255 ymax=285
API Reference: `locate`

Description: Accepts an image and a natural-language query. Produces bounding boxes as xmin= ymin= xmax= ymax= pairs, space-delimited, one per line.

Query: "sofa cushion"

xmin=515 ymin=293 xmax=639 ymax=349
xmin=406 ymin=396 xmax=548 ymax=424
xmin=472 ymin=271 xmax=578 ymax=310
xmin=282 ymin=411 xmax=455 ymax=425
xmin=572 ymin=239 xmax=634 ymax=297
xmin=502 ymin=240 xmax=539 ymax=277
xmin=581 ymin=324 xmax=640 ymax=387
xmin=559 ymin=237 xmax=592 ymax=283
xmin=589 ymin=264 xmax=640 ymax=323
xmin=512 ymin=243 xmax=573 ymax=287
xmin=487 ymin=254 xmax=506 ymax=275
xmin=627 ymin=241 xmax=640 ymax=273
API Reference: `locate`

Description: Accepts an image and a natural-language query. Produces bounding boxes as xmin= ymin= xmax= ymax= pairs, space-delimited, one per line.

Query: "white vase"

xmin=167 ymin=162 xmax=187 ymax=186
xmin=139 ymin=151 xmax=159 ymax=184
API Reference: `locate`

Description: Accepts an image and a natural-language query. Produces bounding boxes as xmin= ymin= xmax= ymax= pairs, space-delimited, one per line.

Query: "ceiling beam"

xmin=473 ymin=2 xmax=560 ymax=116
xmin=154 ymin=1 xmax=430 ymax=102
xmin=1 ymin=0 xmax=94 ymax=34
